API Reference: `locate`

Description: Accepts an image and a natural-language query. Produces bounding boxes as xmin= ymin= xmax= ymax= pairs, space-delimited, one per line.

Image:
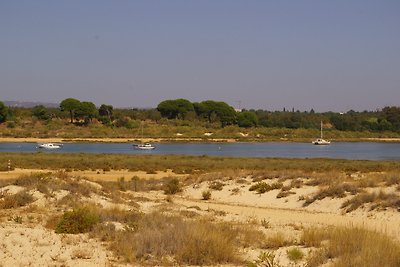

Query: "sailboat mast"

xmin=320 ymin=121 xmax=323 ymax=139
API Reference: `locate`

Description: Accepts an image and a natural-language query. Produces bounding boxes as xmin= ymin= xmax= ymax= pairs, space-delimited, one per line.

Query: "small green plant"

xmin=13 ymin=215 xmax=23 ymax=224
xmin=248 ymin=251 xmax=281 ymax=267
xmin=55 ymin=206 xmax=100 ymax=234
xmin=287 ymin=247 xmax=304 ymax=262
xmin=202 ymin=190 xmax=212 ymax=200
xmin=261 ymin=218 xmax=270 ymax=229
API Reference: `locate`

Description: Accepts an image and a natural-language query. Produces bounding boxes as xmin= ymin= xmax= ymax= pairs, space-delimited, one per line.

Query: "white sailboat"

xmin=133 ymin=122 xmax=156 ymax=150
xmin=312 ymin=121 xmax=331 ymax=145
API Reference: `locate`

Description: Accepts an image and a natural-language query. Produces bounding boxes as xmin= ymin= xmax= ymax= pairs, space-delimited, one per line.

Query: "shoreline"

xmin=0 ymin=137 xmax=238 ymax=143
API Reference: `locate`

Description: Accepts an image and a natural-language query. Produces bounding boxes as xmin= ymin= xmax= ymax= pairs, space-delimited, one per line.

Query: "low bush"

xmin=249 ymin=181 xmax=283 ymax=194
xmin=163 ymin=177 xmax=182 ymax=195
xmin=0 ymin=190 xmax=34 ymax=209
xmin=209 ymin=181 xmax=224 ymax=190
xmin=55 ymin=206 xmax=100 ymax=234
xmin=286 ymin=247 xmax=304 ymax=262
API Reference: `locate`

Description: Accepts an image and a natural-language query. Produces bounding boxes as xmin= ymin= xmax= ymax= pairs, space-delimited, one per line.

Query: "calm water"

xmin=1 ymin=142 xmax=400 ymax=160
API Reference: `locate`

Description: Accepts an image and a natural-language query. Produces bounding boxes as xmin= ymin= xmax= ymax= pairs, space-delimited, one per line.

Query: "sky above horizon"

xmin=1 ymin=1 xmax=399 ymax=112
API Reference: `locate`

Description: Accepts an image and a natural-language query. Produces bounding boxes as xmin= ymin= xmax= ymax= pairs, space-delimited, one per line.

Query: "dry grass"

xmin=0 ymin=190 xmax=34 ymax=209
xmin=303 ymin=183 xmax=360 ymax=206
xmin=341 ymin=190 xmax=400 ymax=212
xmin=302 ymin=226 xmax=400 ymax=267
xmin=95 ymin=212 xmax=241 ymax=265
xmin=263 ymin=232 xmax=295 ymax=249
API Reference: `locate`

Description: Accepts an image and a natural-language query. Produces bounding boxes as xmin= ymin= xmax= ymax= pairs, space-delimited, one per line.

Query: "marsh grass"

xmin=302 ymin=226 xmax=400 ymax=267
xmin=2 ymin=153 xmax=399 ymax=174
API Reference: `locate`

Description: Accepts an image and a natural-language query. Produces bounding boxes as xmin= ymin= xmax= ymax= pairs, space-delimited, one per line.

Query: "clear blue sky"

xmin=1 ymin=1 xmax=399 ymax=111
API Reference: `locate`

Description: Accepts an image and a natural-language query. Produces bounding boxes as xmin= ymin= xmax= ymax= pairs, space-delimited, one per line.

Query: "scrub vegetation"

xmin=0 ymin=159 xmax=400 ymax=266
xmin=1 ymin=99 xmax=400 ymax=141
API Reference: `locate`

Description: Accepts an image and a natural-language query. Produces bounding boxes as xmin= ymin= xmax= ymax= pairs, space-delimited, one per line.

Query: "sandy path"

xmin=175 ymin=197 xmax=400 ymax=239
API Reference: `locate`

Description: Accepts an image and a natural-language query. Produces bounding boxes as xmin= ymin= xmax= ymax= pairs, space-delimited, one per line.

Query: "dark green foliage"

xmin=32 ymin=105 xmax=51 ymax=120
xmin=157 ymin=99 xmax=194 ymax=119
xmin=60 ymin=98 xmax=81 ymax=123
xmin=55 ymin=206 xmax=100 ymax=234
xmin=0 ymin=101 xmax=8 ymax=123
xmin=75 ymin=101 xmax=97 ymax=124
xmin=382 ymin=106 xmax=400 ymax=131
xmin=195 ymin=100 xmax=236 ymax=126
xmin=237 ymin=111 xmax=258 ymax=128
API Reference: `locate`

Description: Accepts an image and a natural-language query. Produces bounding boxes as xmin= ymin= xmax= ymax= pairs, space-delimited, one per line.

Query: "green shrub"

xmin=164 ymin=177 xmax=181 ymax=195
xmin=55 ymin=206 xmax=100 ymax=234
xmin=287 ymin=247 xmax=304 ymax=262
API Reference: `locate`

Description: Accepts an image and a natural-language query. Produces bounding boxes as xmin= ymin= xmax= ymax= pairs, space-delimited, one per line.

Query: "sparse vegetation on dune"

xmin=1 ymin=158 xmax=400 ymax=266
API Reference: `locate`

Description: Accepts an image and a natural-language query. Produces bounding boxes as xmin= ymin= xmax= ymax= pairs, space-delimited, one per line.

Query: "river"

xmin=1 ymin=142 xmax=400 ymax=160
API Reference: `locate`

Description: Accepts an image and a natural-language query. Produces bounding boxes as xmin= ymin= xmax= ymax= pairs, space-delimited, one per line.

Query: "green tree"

xmin=382 ymin=106 xmax=400 ymax=131
xmin=32 ymin=105 xmax=51 ymax=121
xmin=195 ymin=100 xmax=236 ymax=126
xmin=0 ymin=101 xmax=8 ymax=123
xmin=98 ymin=104 xmax=113 ymax=118
xmin=157 ymin=99 xmax=194 ymax=119
xmin=98 ymin=104 xmax=113 ymax=125
xmin=60 ymin=98 xmax=81 ymax=123
xmin=237 ymin=111 xmax=258 ymax=128
xmin=76 ymin=101 xmax=98 ymax=124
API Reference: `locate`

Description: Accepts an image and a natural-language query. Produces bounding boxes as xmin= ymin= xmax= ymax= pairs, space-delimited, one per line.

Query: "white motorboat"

xmin=134 ymin=143 xmax=155 ymax=150
xmin=312 ymin=121 xmax=331 ymax=145
xmin=37 ymin=143 xmax=63 ymax=149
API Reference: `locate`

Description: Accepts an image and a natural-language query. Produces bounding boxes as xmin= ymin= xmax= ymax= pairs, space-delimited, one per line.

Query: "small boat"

xmin=133 ymin=121 xmax=155 ymax=150
xmin=312 ymin=121 xmax=331 ymax=145
xmin=134 ymin=143 xmax=155 ymax=150
xmin=37 ymin=143 xmax=63 ymax=149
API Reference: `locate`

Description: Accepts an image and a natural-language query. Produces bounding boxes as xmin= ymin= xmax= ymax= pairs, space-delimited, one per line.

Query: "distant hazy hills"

xmin=4 ymin=101 xmax=59 ymax=108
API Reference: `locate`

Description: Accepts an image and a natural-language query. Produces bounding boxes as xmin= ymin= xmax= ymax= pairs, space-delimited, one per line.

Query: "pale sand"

xmin=179 ymin=179 xmax=400 ymax=240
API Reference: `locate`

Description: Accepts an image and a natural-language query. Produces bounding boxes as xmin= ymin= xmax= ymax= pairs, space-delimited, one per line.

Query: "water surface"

xmin=1 ymin=142 xmax=400 ymax=160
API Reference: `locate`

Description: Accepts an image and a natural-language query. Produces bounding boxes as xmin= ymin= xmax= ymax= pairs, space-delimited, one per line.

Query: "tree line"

xmin=0 ymin=98 xmax=400 ymax=132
